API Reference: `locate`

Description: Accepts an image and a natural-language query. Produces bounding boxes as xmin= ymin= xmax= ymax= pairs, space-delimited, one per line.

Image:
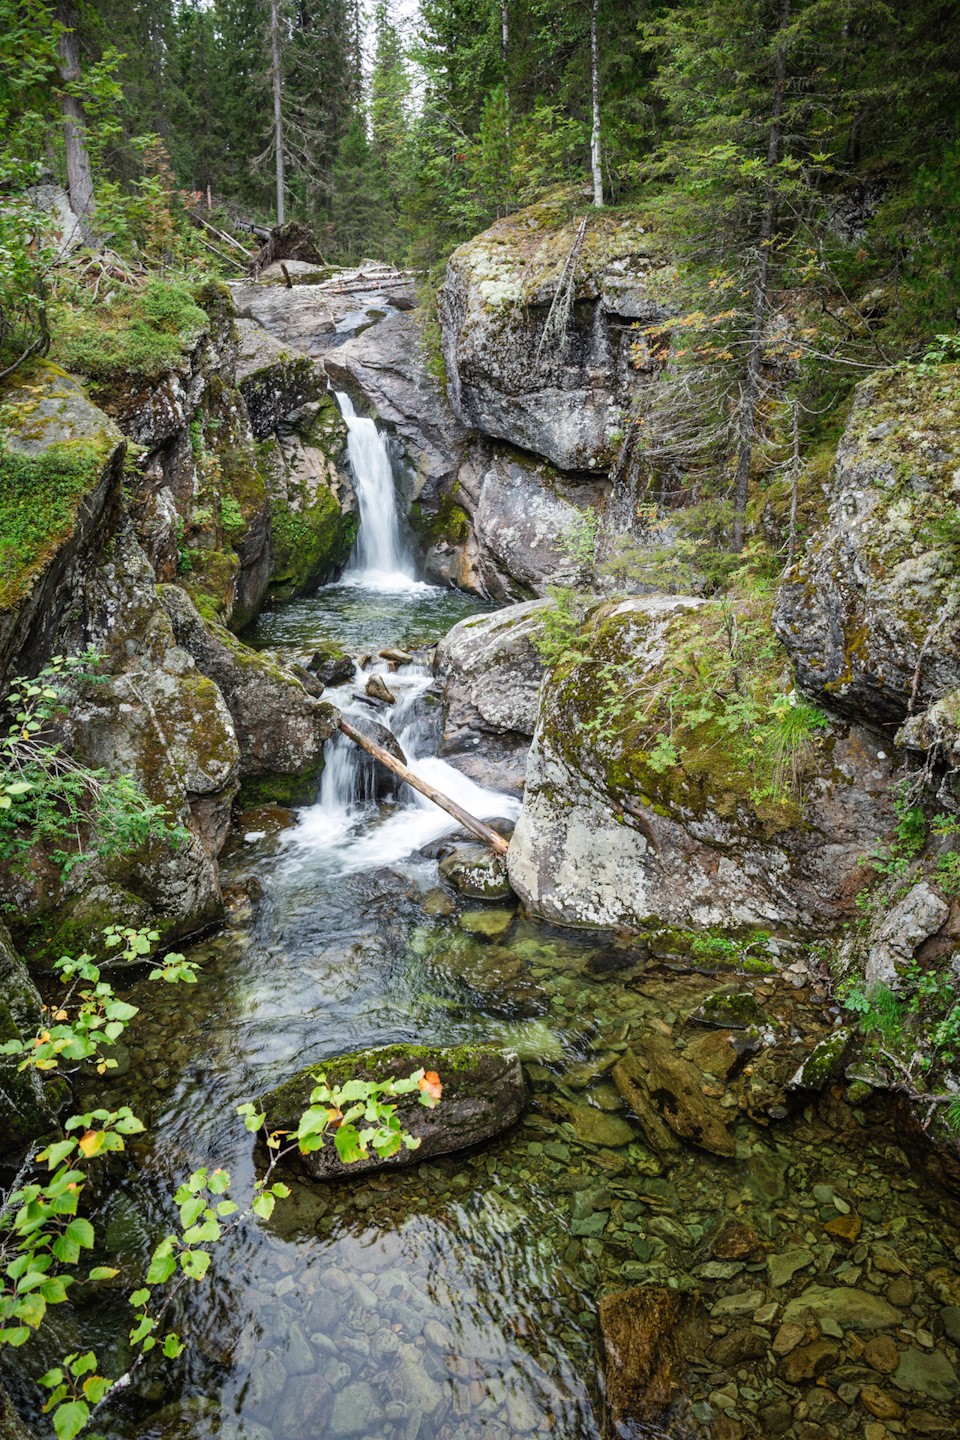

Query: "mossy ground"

xmin=55 ymin=279 xmax=209 ymax=380
xmin=0 ymin=437 xmax=112 ymax=609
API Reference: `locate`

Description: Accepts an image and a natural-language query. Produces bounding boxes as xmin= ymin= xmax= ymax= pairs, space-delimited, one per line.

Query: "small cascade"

xmin=336 ymin=391 xmax=415 ymax=586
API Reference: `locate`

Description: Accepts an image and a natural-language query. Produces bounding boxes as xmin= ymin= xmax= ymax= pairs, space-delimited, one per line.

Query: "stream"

xmin=5 ymin=403 xmax=960 ymax=1440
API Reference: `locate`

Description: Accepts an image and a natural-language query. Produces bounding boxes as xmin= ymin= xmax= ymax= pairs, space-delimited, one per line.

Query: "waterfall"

xmin=336 ymin=391 xmax=415 ymax=586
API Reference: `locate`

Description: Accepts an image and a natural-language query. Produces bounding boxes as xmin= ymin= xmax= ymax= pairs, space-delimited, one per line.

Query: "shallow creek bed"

xmin=4 ymin=582 xmax=960 ymax=1440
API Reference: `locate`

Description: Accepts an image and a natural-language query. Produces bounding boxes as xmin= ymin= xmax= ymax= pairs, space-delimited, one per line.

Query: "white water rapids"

xmin=278 ymin=395 xmax=519 ymax=879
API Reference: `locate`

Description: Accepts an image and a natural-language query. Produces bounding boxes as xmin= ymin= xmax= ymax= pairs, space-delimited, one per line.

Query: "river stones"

xmin=259 ymin=1043 xmax=525 ymax=1180
xmin=640 ymin=1035 xmax=735 ymax=1157
xmin=366 ymin=672 xmax=396 ymax=704
xmin=780 ymin=1284 xmax=902 ymax=1329
xmin=598 ymin=1286 xmax=702 ymax=1427
xmin=308 ymin=641 xmax=355 ymax=686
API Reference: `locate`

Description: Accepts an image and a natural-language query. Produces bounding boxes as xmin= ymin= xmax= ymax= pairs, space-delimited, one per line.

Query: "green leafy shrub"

xmin=0 ymin=653 xmax=180 ymax=885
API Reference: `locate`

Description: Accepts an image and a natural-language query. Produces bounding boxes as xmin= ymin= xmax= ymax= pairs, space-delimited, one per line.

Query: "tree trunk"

xmin=590 ymin=0 xmax=603 ymax=208
xmin=786 ymin=394 xmax=800 ymax=572
xmin=54 ymin=0 xmax=96 ymax=239
xmin=730 ymin=0 xmax=791 ymax=552
xmin=338 ymin=719 xmax=510 ymax=856
xmin=271 ymin=0 xmax=286 ymax=224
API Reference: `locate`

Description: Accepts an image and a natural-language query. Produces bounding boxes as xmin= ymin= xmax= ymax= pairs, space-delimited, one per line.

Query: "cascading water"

xmin=337 ymin=390 xmax=417 ymax=586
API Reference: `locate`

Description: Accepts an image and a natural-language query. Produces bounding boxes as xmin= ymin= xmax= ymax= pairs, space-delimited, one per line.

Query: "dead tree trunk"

xmin=338 ymin=719 xmax=510 ymax=856
xmin=590 ymin=0 xmax=603 ymax=208
xmin=730 ymin=0 xmax=791 ymax=553
xmin=54 ymin=0 xmax=96 ymax=240
xmin=270 ymin=0 xmax=286 ymax=224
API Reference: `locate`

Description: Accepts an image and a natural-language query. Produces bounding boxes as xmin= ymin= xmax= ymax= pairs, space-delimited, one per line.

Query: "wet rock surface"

xmin=260 ymin=1043 xmax=526 ymax=1180
xmin=434 ymin=599 xmax=550 ymax=793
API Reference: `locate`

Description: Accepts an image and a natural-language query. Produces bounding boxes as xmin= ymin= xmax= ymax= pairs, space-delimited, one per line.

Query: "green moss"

xmin=0 ymin=438 xmax=111 ymax=609
xmin=238 ymin=765 xmax=325 ymax=809
xmin=56 ymin=279 xmax=209 ymax=379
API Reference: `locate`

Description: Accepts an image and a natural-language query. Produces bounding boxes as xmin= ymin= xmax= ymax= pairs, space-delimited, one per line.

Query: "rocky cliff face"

xmin=0 ymin=332 xmax=343 ymax=964
xmin=773 ymin=366 xmax=960 ymax=726
xmin=439 ymin=198 xmax=670 ymax=473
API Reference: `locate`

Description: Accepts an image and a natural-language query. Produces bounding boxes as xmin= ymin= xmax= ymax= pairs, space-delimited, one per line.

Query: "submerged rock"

xmin=598 ymin=1285 xmax=701 ymax=1429
xmin=259 ymin=1043 xmax=525 ymax=1180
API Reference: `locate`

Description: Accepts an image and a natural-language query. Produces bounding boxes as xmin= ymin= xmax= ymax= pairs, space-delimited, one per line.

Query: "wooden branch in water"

xmin=337 ymin=718 xmax=510 ymax=856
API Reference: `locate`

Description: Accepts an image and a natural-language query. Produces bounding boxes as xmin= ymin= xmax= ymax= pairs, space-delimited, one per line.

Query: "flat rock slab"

xmin=781 ymin=1285 xmax=902 ymax=1330
xmin=259 ymin=1043 xmax=525 ymax=1181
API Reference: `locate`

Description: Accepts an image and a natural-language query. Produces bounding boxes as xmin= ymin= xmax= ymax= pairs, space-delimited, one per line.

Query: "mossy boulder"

xmin=235 ymin=320 xmax=322 ymax=440
xmin=308 ymin=640 xmax=355 ymax=686
xmin=258 ymin=1042 xmax=525 ymax=1180
xmin=0 ymin=365 xmax=124 ymax=686
xmin=773 ymin=365 xmax=960 ymax=726
xmin=508 ymin=594 xmax=898 ymax=932
xmin=159 ymin=583 xmax=338 ymax=791
xmin=262 ymin=396 xmax=358 ymax=601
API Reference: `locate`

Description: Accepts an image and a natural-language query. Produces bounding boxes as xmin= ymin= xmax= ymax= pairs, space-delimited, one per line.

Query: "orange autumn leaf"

xmin=78 ymin=1130 xmax=104 ymax=1158
xmin=417 ymin=1071 xmax=442 ymax=1104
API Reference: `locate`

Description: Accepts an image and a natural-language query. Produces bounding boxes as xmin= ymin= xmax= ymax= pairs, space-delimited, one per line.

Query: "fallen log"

xmin=338 ymin=717 xmax=509 ymax=856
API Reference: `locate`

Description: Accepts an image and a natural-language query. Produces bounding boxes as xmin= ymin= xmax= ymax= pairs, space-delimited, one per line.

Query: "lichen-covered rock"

xmin=854 ymin=880 xmax=949 ymax=990
xmin=439 ymin=197 xmax=672 ymax=471
xmin=235 ymin=319 xmax=322 ymax=439
xmin=508 ymin=595 xmax=897 ymax=931
xmin=5 ymin=528 xmax=237 ymax=959
xmin=158 ymin=584 xmax=338 ymax=799
xmin=259 ymin=1043 xmax=525 ymax=1180
xmin=788 ymin=1029 xmax=853 ymax=1091
xmin=261 ymin=397 xmax=358 ymax=601
xmin=434 ymin=600 xmax=549 ymax=792
xmin=773 ymin=366 xmax=960 ymax=725
xmin=438 ymin=846 xmax=513 ymax=899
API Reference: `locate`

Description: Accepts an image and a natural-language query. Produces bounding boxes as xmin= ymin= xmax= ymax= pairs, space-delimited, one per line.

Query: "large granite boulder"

xmin=230 ymin=281 xmax=336 ymax=357
xmin=259 ymin=1043 xmax=525 ymax=1180
xmin=159 ymin=584 xmax=339 ymax=804
xmin=773 ymin=365 xmax=960 ymax=727
xmin=508 ymin=595 xmax=897 ymax=930
xmin=434 ymin=600 xmax=550 ymax=792
xmin=439 ymin=196 xmax=673 ymax=471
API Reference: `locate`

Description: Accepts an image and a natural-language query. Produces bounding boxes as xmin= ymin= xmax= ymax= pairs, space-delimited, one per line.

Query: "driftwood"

xmin=249 ymin=220 xmax=324 ymax=275
xmin=187 ymin=209 xmax=255 ymax=257
xmin=338 ymin=718 xmax=509 ymax=855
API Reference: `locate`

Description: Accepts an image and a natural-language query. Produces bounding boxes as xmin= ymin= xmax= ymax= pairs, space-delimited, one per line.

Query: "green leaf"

xmin=145 ymin=1252 xmax=176 ymax=1284
xmin=52 ymin=1399 xmax=89 ymax=1440
xmin=129 ymin=1288 xmax=150 ymax=1307
xmin=87 ymin=1266 xmax=119 ymax=1281
xmin=252 ymin=1192 xmax=275 ymax=1221
xmin=39 ymin=1369 xmax=64 ymax=1389
xmin=178 ymin=1196 xmax=205 ymax=1229
xmin=182 ymin=1219 xmax=220 ymax=1245
xmin=206 ymin=1169 xmax=230 ymax=1195
xmin=179 ymin=1249 xmax=211 ymax=1281
xmin=38 ymin=1140 xmax=75 ymax=1169
xmin=271 ymin=1182 xmax=290 ymax=1199
xmin=162 ymin=1332 xmax=185 ymax=1359
xmin=334 ymin=1125 xmax=364 ymax=1165
xmin=65 ymin=1218 xmax=94 ymax=1250
xmin=215 ymin=1200 xmax=238 ymax=1216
